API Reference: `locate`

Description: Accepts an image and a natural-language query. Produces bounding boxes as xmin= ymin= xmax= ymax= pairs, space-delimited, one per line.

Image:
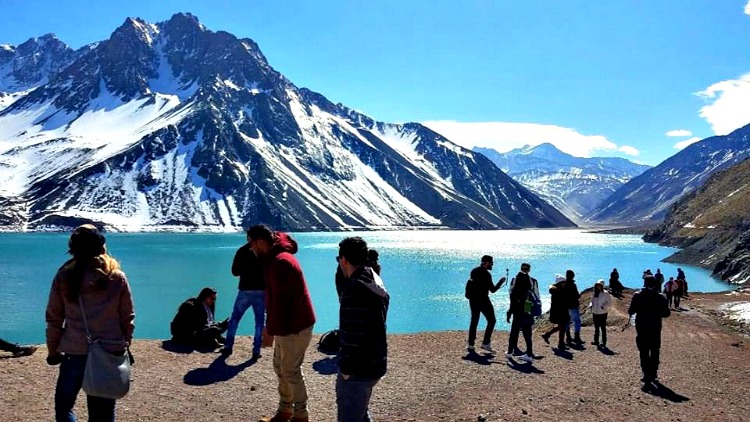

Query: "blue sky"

xmin=2 ymin=1 xmax=750 ymax=165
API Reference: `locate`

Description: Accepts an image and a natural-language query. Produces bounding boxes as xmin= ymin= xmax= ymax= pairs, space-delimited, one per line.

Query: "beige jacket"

xmin=46 ymin=261 xmax=135 ymax=355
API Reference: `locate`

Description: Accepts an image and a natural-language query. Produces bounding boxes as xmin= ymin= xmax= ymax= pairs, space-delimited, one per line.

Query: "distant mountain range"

xmin=587 ymin=124 xmax=750 ymax=225
xmin=643 ymin=157 xmax=750 ymax=286
xmin=474 ymin=143 xmax=650 ymax=223
xmin=0 ymin=13 xmax=574 ymax=231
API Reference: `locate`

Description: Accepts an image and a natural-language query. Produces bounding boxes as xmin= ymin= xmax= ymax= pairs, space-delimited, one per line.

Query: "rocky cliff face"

xmin=587 ymin=124 xmax=750 ymax=225
xmin=643 ymin=158 xmax=750 ymax=286
xmin=0 ymin=14 xmax=574 ymax=231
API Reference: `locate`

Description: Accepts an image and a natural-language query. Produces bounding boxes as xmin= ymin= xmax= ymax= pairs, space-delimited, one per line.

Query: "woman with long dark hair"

xmin=45 ymin=224 xmax=135 ymax=421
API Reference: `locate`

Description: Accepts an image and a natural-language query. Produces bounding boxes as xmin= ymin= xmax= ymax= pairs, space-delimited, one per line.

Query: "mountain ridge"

xmin=0 ymin=13 xmax=574 ymax=231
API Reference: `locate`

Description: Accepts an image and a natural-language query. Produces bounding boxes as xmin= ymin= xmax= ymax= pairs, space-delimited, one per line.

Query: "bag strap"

xmin=77 ymin=295 xmax=94 ymax=344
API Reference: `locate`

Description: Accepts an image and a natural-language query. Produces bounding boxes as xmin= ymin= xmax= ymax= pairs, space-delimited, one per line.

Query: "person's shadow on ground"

xmin=161 ymin=339 xmax=225 ymax=355
xmin=553 ymin=348 xmax=574 ymax=360
xmin=312 ymin=356 xmax=339 ymax=375
xmin=597 ymin=346 xmax=617 ymax=356
xmin=183 ymin=354 xmax=257 ymax=386
xmin=642 ymin=381 xmax=690 ymax=403
xmin=461 ymin=350 xmax=499 ymax=366
xmin=506 ymin=358 xmax=545 ymax=374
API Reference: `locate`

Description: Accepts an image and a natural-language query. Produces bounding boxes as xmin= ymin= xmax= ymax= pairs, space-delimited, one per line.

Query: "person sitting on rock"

xmin=609 ymin=268 xmax=624 ymax=297
xmin=170 ymin=287 xmax=228 ymax=349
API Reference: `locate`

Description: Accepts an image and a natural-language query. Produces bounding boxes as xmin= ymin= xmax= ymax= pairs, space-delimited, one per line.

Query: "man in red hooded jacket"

xmin=249 ymin=224 xmax=316 ymax=422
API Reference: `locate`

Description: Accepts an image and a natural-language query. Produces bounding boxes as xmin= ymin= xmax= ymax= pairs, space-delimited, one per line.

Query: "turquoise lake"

xmin=0 ymin=230 xmax=730 ymax=345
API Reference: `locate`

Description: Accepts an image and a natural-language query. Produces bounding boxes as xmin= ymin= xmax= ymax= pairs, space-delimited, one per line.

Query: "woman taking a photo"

xmin=45 ymin=224 xmax=135 ymax=421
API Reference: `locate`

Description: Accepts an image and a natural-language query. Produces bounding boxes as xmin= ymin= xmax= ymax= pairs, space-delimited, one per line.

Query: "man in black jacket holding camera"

xmin=465 ymin=255 xmax=507 ymax=353
xmin=628 ymin=275 xmax=671 ymax=384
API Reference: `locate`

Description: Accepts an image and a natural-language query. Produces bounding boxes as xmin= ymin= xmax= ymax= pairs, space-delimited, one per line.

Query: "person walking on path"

xmin=673 ymin=278 xmax=685 ymax=309
xmin=563 ymin=270 xmax=583 ymax=344
xmin=664 ymin=277 xmax=678 ymax=308
xmin=628 ymin=275 xmax=671 ymax=384
xmin=45 ymin=224 xmax=135 ymax=422
xmin=336 ymin=237 xmax=390 ymax=422
xmin=541 ymin=275 xmax=571 ymax=350
xmin=589 ymin=279 xmax=612 ymax=348
xmin=464 ymin=255 xmax=506 ymax=353
xmin=506 ymin=263 xmax=534 ymax=363
xmin=223 ymin=230 xmax=265 ymax=358
xmin=0 ymin=338 xmax=37 ymax=357
xmin=250 ymin=225 xmax=316 ymax=422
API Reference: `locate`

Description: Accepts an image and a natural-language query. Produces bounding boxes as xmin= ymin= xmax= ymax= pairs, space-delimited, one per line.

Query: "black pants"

xmin=665 ymin=292 xmax=674 ymax=307
xmin=674 ymin=293 xmax=682 ymax=308
xmin=468 ymin=297 xmax=496 ymax=346
xmin=543 ymin=323 xmax=567 ymax=347
xmin=507 ymin=312 xmax=533 ymax=355
xmin=636 ymin=327 xmax=662 ymax=381
xmin=593 ymin=313 xmax=607 ymax=345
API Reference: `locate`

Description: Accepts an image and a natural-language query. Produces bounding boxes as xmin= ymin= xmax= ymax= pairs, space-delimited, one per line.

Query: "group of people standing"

xmin=464 ymin=256 xmax=673 ymax=385
xmin=41 ymin=224 xmax=388 ymax=422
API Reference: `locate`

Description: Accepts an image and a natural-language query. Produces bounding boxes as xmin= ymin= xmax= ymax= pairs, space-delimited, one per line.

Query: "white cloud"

xmin=695 ymin=73 xmax=750 ymax=135
xmin=673 ymin=137 xmax=701 ymax=150
xmin=421 ymin=120 xmax=638 ymax=157
xmin=665 ymin=129 xmax=692 ymax=137
xmin=745 ymin=1 xmax=750 ymax=15
xmin=617 ymin=145 xmax=640 ymax=156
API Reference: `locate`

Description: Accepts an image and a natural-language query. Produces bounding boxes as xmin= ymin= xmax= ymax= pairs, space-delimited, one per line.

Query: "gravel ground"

xmin=1 ymin=290 xmax=748 ymax=421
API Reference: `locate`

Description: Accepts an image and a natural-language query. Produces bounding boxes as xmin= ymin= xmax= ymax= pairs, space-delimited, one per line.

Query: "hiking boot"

xmin=258 ymin=411 xmax=292 ymax=422
xmin=541 ymin=333 xmax=551 ymax=344
xmin=519 ymin=354 xmax=533 ymax=363
xmin=12 ymin=345 xmax=37 ymax=357
xmin=480 ymin=343 xmax=496 ymax=354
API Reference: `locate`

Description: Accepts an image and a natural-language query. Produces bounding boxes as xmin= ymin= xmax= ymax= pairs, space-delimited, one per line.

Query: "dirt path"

xmin=1 ymin=291 xmax=748 ymax=421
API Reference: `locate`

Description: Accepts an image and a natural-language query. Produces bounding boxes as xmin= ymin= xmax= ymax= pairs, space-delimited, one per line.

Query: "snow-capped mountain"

xmin=474 ymin=143 xmax=650 ymax=223
xmin=587 ymin=124 xmax=750 ymax=225
xmin=0 ymin=34 xmax=80 ymax=109
xmin=0 ymin=13 xmax=574 ymax=231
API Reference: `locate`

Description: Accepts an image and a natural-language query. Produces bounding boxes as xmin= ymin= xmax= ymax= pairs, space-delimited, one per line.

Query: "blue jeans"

xmin=567 ymin=308 xmax=582 ymax=335
xmin=336 ymin=373 xmax=380 ymax=422
xmin=224 ymin=290 xmax=265 ymax=353
xmin=55 ymin=355 xmax=116 ymax=422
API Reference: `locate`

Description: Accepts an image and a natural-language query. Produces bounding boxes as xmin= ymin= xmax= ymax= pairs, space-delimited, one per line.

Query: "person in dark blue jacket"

xmin=336 ymin=236 xmax=389 ymax=422
xmin=628 ymin=275 xmax=671 ymax=384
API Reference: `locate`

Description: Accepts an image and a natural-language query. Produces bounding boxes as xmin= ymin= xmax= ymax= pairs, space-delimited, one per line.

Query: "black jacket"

xmin=466 ymin=266 xmax=502 ymax=300
xmin=562 ymin=279 xmax=581 ymax=309
xmin=509 ymin=271 xmax=531 ymax=315
xmin=231 ymin=244 xmax=264 ymax=291
xmin=170 ymin=298 xmax=211 ymax=341
xmin=628 ymin=288 xmax=670 ymax=329
xmin=548 ymin=281 xmax=571 ymax=325
xmin=339 ymin=266 xmax=389 ymax=379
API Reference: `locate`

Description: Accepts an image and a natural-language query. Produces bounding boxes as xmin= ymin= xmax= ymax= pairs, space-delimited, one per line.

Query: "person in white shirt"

xmin=589 ymin=279 xmax=612 ymax=348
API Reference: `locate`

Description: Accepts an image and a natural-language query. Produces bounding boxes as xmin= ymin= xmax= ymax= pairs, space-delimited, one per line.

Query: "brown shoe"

xmin=258 ymin=411 xmax=292 ymax=422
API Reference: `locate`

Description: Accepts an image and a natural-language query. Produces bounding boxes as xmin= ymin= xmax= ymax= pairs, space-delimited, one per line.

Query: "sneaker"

xmin=467 ymin=343 xmax=475 ymax=351
xmin=519 ymin=354 xmax=533 ymax=363
xmin=480 ymin=343 xmax=496 ymax=354
xmin=557 ymin=343 xmax=568 ymax=350
xmin=12 ymin=345 xmax=37 ymax=358
xmin=505 ymin=352 xmax=514 ymax=359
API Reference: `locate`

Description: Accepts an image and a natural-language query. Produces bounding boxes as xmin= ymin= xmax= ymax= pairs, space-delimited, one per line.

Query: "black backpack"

xmin=465 ymin=278 xmax=475 ymax=299
xmin=317 ymin=329 xmax=340 ymax=355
